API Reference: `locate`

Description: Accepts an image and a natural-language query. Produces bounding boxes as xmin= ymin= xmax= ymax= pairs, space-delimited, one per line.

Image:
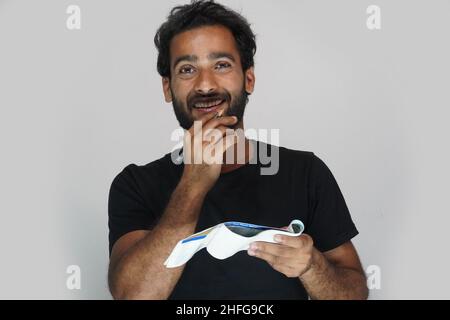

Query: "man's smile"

xmin=192 ymin=99 xmax=228 ymax=115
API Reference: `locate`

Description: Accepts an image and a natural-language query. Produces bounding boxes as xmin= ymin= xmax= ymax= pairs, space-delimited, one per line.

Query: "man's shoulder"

xmin=252 ymin=141 xmax=317 ymax=176
xmin=278 ymin=144 xmax=314 ymax=158
xmin=273 ymin=143 xmax=316 ymax=165
xmin=276 ymin=144 xmax=334 ymax=175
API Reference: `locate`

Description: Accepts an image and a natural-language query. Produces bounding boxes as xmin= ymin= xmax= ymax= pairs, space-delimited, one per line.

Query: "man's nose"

xmin=194 ymin=69 xmax=218 ymax=95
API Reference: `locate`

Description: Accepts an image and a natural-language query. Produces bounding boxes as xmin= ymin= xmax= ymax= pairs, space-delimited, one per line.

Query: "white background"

xmin=1 ymin=0 xmax=449 ymax=299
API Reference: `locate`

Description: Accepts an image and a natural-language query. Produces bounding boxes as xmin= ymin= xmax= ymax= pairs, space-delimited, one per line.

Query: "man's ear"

xmin=162 ymin=77 xmax=173 ymax=103
xmin=244 ymin=67 xmax=256 ymax=95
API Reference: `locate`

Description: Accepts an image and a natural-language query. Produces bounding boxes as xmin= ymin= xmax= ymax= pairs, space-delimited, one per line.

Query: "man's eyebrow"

xmin=208 ymin=52 xmax=236 ymax=62
xmin=173 ymin=55 xmax=198 ymax=69
xmin=173 ymin=52 xmax=236 ymax=69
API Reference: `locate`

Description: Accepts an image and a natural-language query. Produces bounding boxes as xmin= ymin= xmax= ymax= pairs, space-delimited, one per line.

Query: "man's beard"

xmin=171 ymin=85 xmax=249 ymax=130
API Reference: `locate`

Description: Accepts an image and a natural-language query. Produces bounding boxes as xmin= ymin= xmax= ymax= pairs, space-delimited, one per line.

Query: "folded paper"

xmin=164 ymin=219 xmax=304 ymax=268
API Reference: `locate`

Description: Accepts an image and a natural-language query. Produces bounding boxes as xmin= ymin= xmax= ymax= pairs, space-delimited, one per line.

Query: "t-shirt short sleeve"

xmin=306 ymin=154 xmax=359 ymax=252
xmin=108 ymin=165 xmax=155 ymax=255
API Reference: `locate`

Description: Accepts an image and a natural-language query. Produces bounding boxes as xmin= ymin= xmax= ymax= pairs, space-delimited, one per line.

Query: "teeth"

xmin=194 ymin=100 xmax=223 ymax=109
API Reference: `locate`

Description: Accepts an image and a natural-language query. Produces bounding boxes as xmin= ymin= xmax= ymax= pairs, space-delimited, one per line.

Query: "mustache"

xmin=187 ymin=91 xmax=231 ymax=108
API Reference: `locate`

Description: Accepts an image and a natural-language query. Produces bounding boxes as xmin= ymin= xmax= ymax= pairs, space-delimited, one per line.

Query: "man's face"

xmin=162 ymin=25 xmax=255 ymax=130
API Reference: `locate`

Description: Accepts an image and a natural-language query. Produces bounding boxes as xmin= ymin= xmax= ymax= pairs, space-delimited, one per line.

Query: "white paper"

xmin=164 ymin=219 xmax=304 ymax=268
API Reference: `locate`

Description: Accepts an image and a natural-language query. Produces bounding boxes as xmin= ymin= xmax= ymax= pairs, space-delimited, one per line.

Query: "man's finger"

xmin=188 ymin=111 xmax=221 ymax=135
xmin=248 ymin=247 xmax=289 ymax=268
xmin=250 ymin=242 xmax=294 ymax=258
xmin=202 ymin=116 xmax=238 ymax=133
xmin=275 ymin=234 xmax=311 ymax=249
xmin=204 ymin=125 xmax=235 ymax=142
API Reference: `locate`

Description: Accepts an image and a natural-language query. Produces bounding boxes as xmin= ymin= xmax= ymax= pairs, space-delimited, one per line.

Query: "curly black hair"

xmin=154 ymin=0 xmax=257 ymax=78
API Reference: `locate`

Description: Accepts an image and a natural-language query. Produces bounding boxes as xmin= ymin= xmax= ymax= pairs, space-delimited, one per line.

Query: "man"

xmin=107 ymin=0 xmax=368 ymax=300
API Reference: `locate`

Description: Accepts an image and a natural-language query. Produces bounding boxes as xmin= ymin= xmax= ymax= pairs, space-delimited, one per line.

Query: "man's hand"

xmin=248 ymin=234 xmax=368 ymax=300
xmin=181 ymin=111 xmax=238 ymax=194
xmin=247 ymin=234 xmax=315 ymax=278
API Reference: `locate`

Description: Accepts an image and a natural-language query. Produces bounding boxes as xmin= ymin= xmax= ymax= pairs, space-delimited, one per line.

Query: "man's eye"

xmin=179 ymin=66 xmax=195 ymax=74
xmin=216 ymin=62 xmax=231 ymax=70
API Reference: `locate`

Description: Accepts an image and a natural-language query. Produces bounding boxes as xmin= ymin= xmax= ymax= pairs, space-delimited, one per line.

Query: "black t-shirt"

xmin=108 ymin=140 xmax=358 ymax=299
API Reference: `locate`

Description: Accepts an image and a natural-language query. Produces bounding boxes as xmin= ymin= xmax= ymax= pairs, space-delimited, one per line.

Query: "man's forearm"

xmin=300 ymin=249 xmax=369 ymax=300
xmin=109 ymin=179 xmax=206 ymax=300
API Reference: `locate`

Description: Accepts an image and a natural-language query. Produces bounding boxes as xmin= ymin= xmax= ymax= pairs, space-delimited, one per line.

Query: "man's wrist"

xmin=299 ymin=247 xmax=325 ymax=281
xmin=177 ymin=177 xmax=209 ymax=200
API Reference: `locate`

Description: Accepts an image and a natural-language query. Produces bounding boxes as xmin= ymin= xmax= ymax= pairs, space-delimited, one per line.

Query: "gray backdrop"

xmin=1 ymin=0 xmax=449 ymax=299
